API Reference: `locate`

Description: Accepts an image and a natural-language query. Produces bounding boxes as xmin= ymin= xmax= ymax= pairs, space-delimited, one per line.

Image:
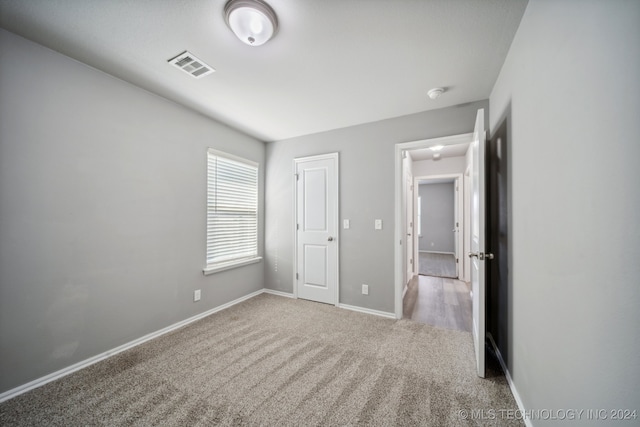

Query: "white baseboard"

xmin=0 ymin=288 xmax=264 ymax=403
xmin=487 ymin=333 xmax=531 ymax=427
xmin=1 ymin=288 xmax=396 ymax=403
xmin=337 ymin=303 xmax=396 ymax=319
xmin=262 ymin=289 xmax=295 ymax=298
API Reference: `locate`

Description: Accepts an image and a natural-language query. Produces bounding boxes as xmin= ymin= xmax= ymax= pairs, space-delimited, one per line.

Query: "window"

xmin=204 ymin=149 xmax=260 ymax=274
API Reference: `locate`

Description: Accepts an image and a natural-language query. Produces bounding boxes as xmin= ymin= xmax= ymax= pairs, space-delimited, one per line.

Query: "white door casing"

xmin=463 ymin=167 xmax=471 ymax=283
xmin=294 ymin=153 xmax=339 ymax=305
xmin=454 ymin=177 xmax=462 ymax=278
xmin=404 ymin=154 xmax=414 ymax=285
xmin=470 ymin=109 xmax=487 ymax=378
xmin=394 ymin=133 xmax=473 ymax=319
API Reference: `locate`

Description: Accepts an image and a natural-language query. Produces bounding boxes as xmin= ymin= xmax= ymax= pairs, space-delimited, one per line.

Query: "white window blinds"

xmin=206 ymin=149 xmax=258 ymax=268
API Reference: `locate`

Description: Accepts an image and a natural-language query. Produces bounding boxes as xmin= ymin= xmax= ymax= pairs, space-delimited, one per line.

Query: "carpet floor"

xmin=0 ymin=294 xmax=522 ymax=426
xmin=419 ymin=252 xmax=457 ymax=278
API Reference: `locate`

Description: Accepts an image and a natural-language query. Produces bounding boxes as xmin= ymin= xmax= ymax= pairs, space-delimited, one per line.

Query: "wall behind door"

xmin=418 ymin=183 xmax=455 ymax=253
xmin=489 ymin=0 xmax=639 ymax=417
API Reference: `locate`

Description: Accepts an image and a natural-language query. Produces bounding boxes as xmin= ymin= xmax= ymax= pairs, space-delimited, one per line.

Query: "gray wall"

xmin=489 ymin=0 xmax=640 ymax=422
xmin=418 ymin=183 xmax=455 ymax=253
xmin=412 ymin=155 xmax=466 ymax=177
xmin=264 ymin=100 xmax=489 ymax=313
xmin=0 ymin=29 xmax=265 ymax=394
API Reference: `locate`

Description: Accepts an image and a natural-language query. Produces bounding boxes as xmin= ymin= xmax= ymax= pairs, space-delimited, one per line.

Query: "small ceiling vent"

xmin=168 ymin=51 xmax=215 ymax=79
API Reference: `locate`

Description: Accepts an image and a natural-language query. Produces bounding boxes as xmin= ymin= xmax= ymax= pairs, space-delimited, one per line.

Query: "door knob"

xmin=328 ymin=237 xmax=334 ymax=241
xmin=468 ymin=252 xmax=494 ymax=260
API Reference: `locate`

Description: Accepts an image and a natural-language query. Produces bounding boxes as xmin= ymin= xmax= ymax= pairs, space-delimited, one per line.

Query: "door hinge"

xmin=295 ymin=173 xmax=299 ymax=181
xmin=456 ymin=258 xmax=459 ymax=263
xmin=296 ymin=273 xmax=299 ymax=280
xmin=296 ymin=223 xmax=299 ymax=230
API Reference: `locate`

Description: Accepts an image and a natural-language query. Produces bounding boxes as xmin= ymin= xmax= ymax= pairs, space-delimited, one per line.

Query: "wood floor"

xmin=418 ymin=252 xmax=457 ymax=278
xmin=403 ymin=274 xmax=472 ymax=332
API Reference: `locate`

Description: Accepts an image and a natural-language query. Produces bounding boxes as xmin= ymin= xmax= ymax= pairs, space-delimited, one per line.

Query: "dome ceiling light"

xmin=224 ymin=0 xmax=278 ymax=47
xmin=427 ymin=87 xmax=445 ymax=100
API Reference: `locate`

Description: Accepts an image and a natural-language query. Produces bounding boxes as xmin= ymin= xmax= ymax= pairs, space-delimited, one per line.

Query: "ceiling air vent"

xmin=168 ymin=51 xmax=215 ymax=79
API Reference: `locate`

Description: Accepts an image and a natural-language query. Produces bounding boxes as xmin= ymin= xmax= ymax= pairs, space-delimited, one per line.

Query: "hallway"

xmin=403 ymin=275 xmax=472 ymax=332
xmin=418 ymin=252 xmax=457 ymax=278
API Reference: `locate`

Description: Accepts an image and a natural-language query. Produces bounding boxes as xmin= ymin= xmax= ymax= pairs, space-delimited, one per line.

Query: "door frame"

xmin=463 ymin=165 xmax=472 ymax=282
xmin=394 ymin=133 xmax=472 ymax=319
xmin=293 ymin=152 xmax=340 ymax=305
xmin=403 ymin=153 xmax=414 ymax=288
xmin=414 ymin=173 xmax=464 ymax=278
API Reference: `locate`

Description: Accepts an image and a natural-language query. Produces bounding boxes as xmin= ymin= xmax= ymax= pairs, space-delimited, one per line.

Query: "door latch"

xmin=468 ymin=252 xmax=494 ymax=260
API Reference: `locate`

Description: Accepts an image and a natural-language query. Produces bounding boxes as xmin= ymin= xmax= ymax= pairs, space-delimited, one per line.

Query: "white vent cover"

xmin=168 ymin=51 xmax=215 ymax=78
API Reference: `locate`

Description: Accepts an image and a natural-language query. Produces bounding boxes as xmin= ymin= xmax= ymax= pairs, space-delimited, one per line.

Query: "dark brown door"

xmin=486 ymin=118 xmax=510 ymax=368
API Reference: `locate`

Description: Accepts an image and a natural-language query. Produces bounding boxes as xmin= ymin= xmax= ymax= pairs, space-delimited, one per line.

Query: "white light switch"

xmin=343 ymin=219 xmax=350 ymax=229
xmin=194 ymin=289 xmax=201 ymax=302
xmin=362 ymin=284 xmax=369 ymax=295
xmin=375 ymin=219 xmax=382 ymax=230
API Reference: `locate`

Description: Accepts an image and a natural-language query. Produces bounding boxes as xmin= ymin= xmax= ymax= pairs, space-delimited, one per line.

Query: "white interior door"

xmin=470 ymin=109 xmax=487 ymax=378
xmin=405 ymin=169 xmax=414 ymax=285
xmin=295 ymin=153 xmax=338 ymax=305
xmin=454 ymin=178 xmax=460 ymax=278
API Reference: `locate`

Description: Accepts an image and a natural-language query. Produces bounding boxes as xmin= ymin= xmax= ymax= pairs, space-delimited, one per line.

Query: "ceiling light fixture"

xmin=224 ymin=0 xmax=278 ymax=47
xmin=430 ymin=145 xmax=444 ymax=151
xmin=427 ymin=87 xmax=445 ymax=100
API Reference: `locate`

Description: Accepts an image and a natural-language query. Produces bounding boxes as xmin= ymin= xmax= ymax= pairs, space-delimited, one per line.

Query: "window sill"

xmin=203 ymin=257 xmax=262 ymax=276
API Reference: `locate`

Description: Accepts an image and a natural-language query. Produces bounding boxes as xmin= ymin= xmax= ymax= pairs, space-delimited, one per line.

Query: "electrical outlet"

xmin=194 ymin=289 xmax=201 ymax=302
xmin=362 ymin=284 xmax=369 ymax=295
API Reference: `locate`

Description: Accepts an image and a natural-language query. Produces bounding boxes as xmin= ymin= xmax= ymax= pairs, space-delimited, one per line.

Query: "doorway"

xmin=415 ymin=175 xmax=463 ymax=279
xmin=404 ymin=174 xmax=470 ymax=333
xmin=393 ymin=133 xmax=472 ymax=317
xmin=395 ymin=109 xmax=488 ymax=378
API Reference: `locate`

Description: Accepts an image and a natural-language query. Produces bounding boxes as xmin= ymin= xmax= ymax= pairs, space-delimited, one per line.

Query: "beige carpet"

xmin=0 ymin=294 xmax=522 ymax=426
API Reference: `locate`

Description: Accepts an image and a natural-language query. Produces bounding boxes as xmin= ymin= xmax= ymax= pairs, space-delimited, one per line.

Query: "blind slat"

xmin=206 ymin=151 xmax=258 ymax=266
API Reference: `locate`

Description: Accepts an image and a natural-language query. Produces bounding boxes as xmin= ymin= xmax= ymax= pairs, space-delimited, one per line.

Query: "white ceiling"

xmin=410 ymin=142 xmax=470 ymax=161
xmin=0 ymin=0 xmax=527 ymax=142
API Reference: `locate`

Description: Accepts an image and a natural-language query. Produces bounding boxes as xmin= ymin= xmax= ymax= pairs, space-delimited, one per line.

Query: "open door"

xmin=469 ymin=109 xmax=489 ymax=378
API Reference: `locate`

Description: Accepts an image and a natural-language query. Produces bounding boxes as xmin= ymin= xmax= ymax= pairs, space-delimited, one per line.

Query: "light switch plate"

xmin=343 ymin=219 xmax=350 ymax=229
xmin=194 ymin=289 xmax=201 ymax=302
xmin=375 ymin=219 xmax=382 ymax=230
